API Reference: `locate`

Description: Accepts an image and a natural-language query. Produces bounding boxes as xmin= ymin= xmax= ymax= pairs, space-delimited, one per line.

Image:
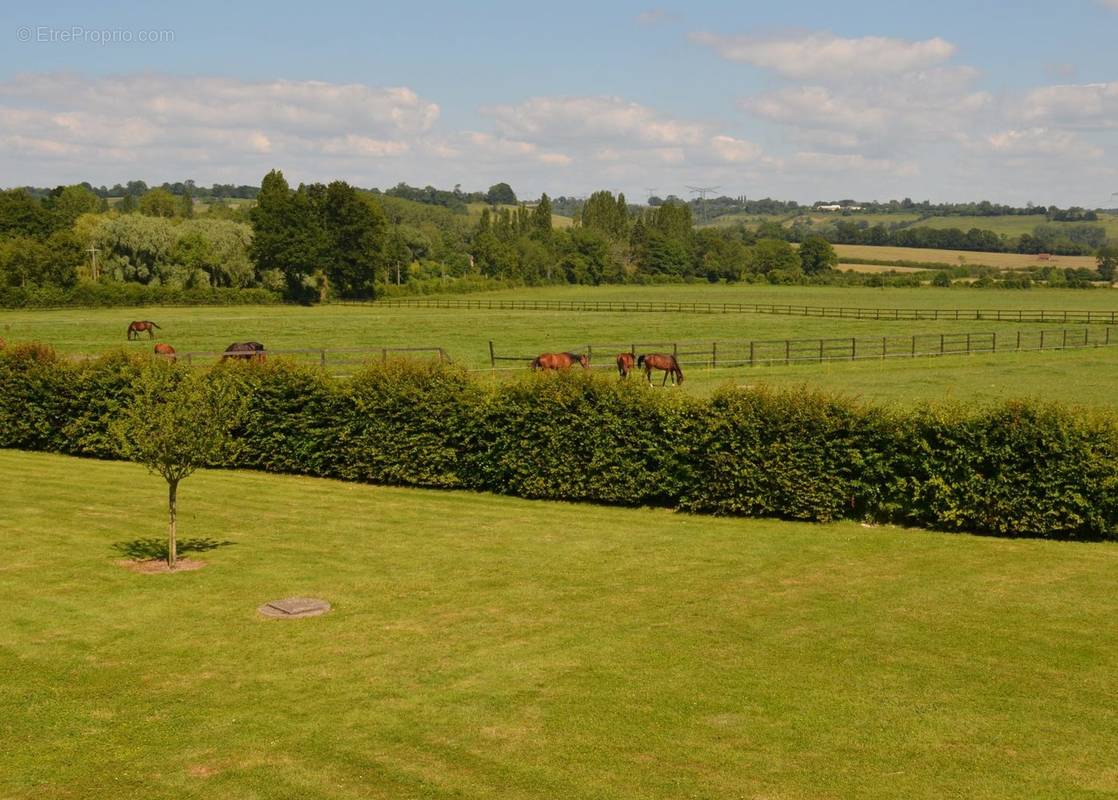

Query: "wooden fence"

xmin=488 ymin=324 xmax=1118 ymax=371
xmin=377 ymin=297 xmax=1118 ymax=324
xmin=71 ymin=346 xmax=451 ymax=370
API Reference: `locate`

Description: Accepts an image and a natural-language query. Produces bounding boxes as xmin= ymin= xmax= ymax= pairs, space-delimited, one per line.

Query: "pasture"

xmin=1 ymin=449 xmax=1116 ymax=799
xmin=4 ymin=284 xmax=1118 ymax=406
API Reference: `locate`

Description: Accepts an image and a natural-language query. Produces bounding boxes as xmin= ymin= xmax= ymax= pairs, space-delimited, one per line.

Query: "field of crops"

xmin=4 ymin=285 xmax=1118 ymax=406
xmin=832 ymin=244 xmax=1098 ymax=270
xmin=1 ymin=449 xmax=1115 ymax=799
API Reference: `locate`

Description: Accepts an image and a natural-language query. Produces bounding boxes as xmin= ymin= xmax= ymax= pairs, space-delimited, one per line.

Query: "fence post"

xmin=991 ymin=332 xmax=996 ymax=352
xmin=750 ymin=341 xmax=755 ymax=367
xmin=881 ymin=336 xmax=887 ymax=359
xmin=940 ymin=334 xmax=945 ymax=355
xmin=818 ymin=339 xmax=823 ymax=363
xmin=911 ymin=335 xmax=916 ymax=358
xmin=1062 ymin=329 xmax=1068 ymax=349
xmin=587 ymin=344 xmax=593 ymax=363
xmin=712 ymin=341 xmax=718 ymax=368
xmin=382 ymin=348 xmax=387 ymax=363
xmin=1017 ymin=330 xmax=1021 ymax=350
xmin=785 ymin=339 xmax=790 ymax=365
xmin=966 ymin=333 xmax=971 ymax=355
xmin=1108 ymin=327 xmax=1112 ymax=347
xmin=320 ymin=349 xmax=326 ymax=367
xmin=1040 ymin=330 xmax=1046 ymax=350
xmin=851 ymin=337 xmax=856 ymax=360
xmin=489 ymin=340 xmax=496 ymax=368
xmin=673 ymin=342 xmax=678 ymax=358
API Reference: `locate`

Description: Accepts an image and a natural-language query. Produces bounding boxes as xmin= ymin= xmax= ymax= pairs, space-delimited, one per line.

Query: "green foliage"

xmin=2 ymin=351 xmax=1116 ymax=541
xmin=749 ymin=238 xmax=800 ymax=275
xmin=138 ymin=188 xmax=179 ymax=219
xmin=1097 ymin=245 xmax=1118 ymax=283
xmin=798 ymin=235 xmax=838 ymax=275
xmin=0 ymin=283 xmax=278 ymax=309
xmin=485 ymin=182 xmax=517 ymax=205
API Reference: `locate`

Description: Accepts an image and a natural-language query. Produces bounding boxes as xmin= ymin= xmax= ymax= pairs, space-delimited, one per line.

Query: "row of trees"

xmin=814 ymin=219 xmax=1108 ymax=256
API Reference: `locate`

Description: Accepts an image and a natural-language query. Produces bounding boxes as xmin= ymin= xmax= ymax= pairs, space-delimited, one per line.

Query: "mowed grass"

xmin=1 ymin=449 xmax=1116 ymax=799
xmin=832 ymin=244 xmax=1098 ymax=270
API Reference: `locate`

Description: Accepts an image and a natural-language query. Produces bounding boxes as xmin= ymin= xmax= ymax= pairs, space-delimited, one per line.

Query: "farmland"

xmin=831 ymin=244 xmax=1098 ymax=270
xmin=4 ymin=284 xmax=1118 ymax=406
xmin=1 ymin=449 xmax=1116 ymax=799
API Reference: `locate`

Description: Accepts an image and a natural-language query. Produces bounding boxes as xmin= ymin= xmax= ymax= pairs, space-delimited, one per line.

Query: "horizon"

xmin=2 ymin=1 xmax=1117 ymax=206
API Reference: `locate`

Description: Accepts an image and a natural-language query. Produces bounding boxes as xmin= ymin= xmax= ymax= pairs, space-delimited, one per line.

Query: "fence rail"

xmin=70 ymin=346 xmax=451 ymax=370
xmin=375 ymin=297 xmax=1118 ymax=324
xmin=488 ymin=325 xmax=1118 ymax=371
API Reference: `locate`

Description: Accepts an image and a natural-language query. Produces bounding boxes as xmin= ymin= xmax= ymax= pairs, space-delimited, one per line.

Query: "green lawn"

xmin=1 ymin=449 xmax=1116 ymax=799
xmin=4 ymin=285 xmax=1118 ymax=405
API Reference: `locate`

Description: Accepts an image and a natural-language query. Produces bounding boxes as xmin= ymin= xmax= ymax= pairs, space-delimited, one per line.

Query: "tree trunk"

xmin=167 ymin=479 xmax=179 ymax=569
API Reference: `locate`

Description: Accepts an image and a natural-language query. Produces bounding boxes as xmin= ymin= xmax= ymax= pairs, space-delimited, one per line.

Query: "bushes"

xmin=1 ymin=347 xmax=1115 ymax=540
xmin=0 ymin=283 xmax=280 ymax=309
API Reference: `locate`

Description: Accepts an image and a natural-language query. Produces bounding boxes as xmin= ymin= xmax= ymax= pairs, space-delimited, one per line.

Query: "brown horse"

xmin=127 ymin=320 xmax=160 ymax=340
xmin=616 ymin=352 xmax=636 ymax=379
xmin=153 ymin=343 xmax=176 ymax=361
xmin=531 ymin=352 xmax=589 ymax=370
xmin=637 ymin=353 xmax=684 ymax=386
xmin=222 ymin=341 xmax=267 ymax=362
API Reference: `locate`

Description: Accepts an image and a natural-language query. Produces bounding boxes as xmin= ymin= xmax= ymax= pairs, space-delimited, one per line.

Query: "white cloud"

xmin=485 ymin=96 xmax=707 ymax=147
xmin=710 ymin=135 xmax=762 ymax=163
xmin=0 ymin=72 xmax=439 ymax=184
xmin=741 ymin=68 xmax=990 ymax=154
xmin=981 ymin=128 xmax=1103 ymax=159
xmin=1020 ymin=82 xmax=1118 ymax=128
xmin=690 ymin=31 xmax=956 ymax=79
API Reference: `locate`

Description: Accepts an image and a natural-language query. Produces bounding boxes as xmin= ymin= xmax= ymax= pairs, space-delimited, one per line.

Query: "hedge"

xmin=1 ymin=344 xmax=1115 ymax=541
xmin=0 ymin=284 xmax=280 ymax=309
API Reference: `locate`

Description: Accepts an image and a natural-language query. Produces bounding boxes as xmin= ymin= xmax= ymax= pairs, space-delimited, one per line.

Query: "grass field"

xmin=1 ymin=449 xmax=1116 ymax=799
xmin=832 ymin=244 xmax=1097 ymax=270
xmin=5 ymin=285 xmax=1118 ymax=405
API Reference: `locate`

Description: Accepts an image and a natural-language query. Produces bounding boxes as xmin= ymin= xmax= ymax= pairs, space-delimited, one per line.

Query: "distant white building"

xmin=815 ymin=204 xmax=863 ymax=212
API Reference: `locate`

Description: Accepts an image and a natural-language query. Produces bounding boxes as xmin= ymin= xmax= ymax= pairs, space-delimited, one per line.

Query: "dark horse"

xmin=616 ymin=352 xmax=636 ymax=379
xmin=222 ymin=341 xmax=267 ymax=362
xmin=531 ymin=352 xmax=589 ymax=370
xmin=127 ymin=320 xmax=160 ymax=340
xmin=637 ymin=353 xmax=684 ymax=386
xmin=153 ymin=343 xmax=177 ymax=361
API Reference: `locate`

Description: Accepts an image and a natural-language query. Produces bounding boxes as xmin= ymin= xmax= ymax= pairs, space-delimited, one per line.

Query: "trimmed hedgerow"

xmin=0 ymin=346 xmax=1115 ymax=540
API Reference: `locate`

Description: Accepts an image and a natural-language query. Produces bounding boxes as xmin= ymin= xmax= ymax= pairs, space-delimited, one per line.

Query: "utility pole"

xmin=686 ymin=185 xmax=721 ymax=224
xmin=86 ymin=245 xmax=100 ymax=281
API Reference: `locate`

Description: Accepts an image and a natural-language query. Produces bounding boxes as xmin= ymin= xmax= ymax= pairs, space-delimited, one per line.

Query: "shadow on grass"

xmin=112 ymin=537 xmax=235 ymax=561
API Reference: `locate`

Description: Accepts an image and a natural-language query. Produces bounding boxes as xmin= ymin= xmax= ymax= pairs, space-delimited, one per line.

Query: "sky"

xmin=1 ymin=0 xmax=1116 ymax=205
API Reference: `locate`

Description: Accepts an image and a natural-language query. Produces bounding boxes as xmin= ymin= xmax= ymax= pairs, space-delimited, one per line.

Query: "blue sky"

xmin=2 ymin=0 xmax=1116 ymax=204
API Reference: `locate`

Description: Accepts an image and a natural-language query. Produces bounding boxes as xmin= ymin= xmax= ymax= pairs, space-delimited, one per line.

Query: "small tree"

xmin=1096 ymin=245 xmax=1118 ymax=284
xmin=798 ymin=234 xmax=838 ymax=275
xmin=112 ymin=363 xmax=244 ymax=568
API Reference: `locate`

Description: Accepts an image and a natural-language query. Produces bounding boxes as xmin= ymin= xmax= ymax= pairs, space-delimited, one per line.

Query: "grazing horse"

xmin=637 ymin=353 xmax=684 ymax=386
xmin=530 ymin=351 xmax=589 ymax=370
xmin=153 ymin=343 xmax=176 ymax=361
xmin=127 ymin=320 xmax=160 ymax=340
xmin=222 ymin=341 xmax=267 ymax=362
xmin=616 ymin=352 xmax=636 ymax=379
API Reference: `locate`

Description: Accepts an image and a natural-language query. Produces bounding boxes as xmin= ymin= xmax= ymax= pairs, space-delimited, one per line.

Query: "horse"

xmin=637 ymin=353 xmax=684 ymax=386
xmin=127 ymin=320 xmax=160 ymax=340
xmin=153 ymin=343 xmax=176 ymax=361
xmin=616 ymin=352 xmax=636 ymax=379
xmin=530 ymin=352 xmax=589 ymax=370
xmin=222 ymin=341 xmax=267 ymax=362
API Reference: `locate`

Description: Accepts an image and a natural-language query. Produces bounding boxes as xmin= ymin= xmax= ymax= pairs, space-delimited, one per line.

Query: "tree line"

xmin=2 ymin=170 xmax=1116 ymax=302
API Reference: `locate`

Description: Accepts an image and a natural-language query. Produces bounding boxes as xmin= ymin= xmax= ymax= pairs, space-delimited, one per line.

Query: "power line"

xmin=686 ymin=184 xmax=721 ymax=224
